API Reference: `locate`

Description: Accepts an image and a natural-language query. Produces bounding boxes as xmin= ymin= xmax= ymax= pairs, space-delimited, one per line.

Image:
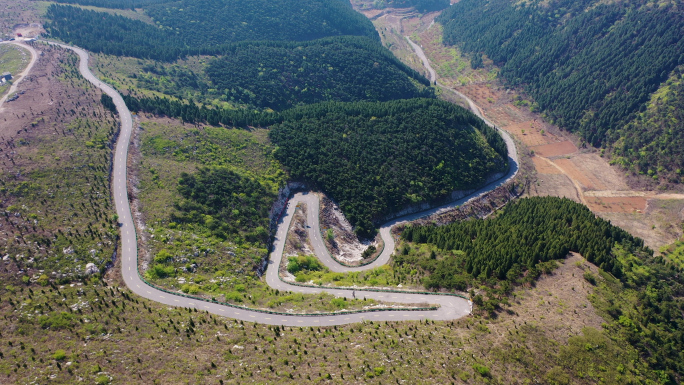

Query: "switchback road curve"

xmin=47 ymin=40 xmax=517 ymax=325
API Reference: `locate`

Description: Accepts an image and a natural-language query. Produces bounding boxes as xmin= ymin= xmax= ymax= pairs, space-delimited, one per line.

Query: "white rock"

xmin=85 ymin=263 xmax=98 ymax=275
xmin=63 ymin=246 xmax=74 ymax=255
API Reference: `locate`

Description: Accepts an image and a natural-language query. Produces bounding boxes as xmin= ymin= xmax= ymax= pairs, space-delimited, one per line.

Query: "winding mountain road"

xmin=45 ymin=40 xmax=517 ymax=325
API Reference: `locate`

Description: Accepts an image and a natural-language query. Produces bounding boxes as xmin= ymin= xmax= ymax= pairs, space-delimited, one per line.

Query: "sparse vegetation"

xmin=0 ymin=47 xmax=118 ymax=281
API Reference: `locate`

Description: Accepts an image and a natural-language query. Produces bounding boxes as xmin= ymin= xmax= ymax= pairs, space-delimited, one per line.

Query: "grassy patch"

xmin=413 ymin=24 xmax=497 ymax=87
xmin=0 ymin=43 xmax=30 ymax=98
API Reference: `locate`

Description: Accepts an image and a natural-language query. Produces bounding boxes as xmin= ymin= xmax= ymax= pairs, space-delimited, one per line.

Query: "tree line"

xmin=268 ymin=99 xmax=508 ymax=236
xmin=437 ymin=0 xmax=684 ymax=158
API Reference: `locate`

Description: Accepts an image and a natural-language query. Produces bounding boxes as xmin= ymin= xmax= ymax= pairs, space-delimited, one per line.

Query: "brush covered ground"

xmin=0 ymin=250 xmax=673 ymax=385
xmin=0 ymin=43 xmax=120 ymax=283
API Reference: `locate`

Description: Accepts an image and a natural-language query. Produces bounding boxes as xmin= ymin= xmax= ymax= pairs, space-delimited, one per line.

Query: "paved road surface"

xmin=43 ymin=40 xmax=518 ymax=325
xmin=0 ymin=41 xmax=38 ymax=110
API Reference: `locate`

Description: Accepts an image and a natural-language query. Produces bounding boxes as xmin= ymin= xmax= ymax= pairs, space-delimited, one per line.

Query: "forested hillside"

xmin=46 ymin=0 xmax=378 ymax=60
xmin=437 ymin=0 xmax=684 ymax=180
xmin=612 ymin=68 xmax=684 ymax=184
xmin=269 ymin=99 xmax=507 ymax=236
xmin=401 ymin=197 xmax=642 ymax=285
xmin=399 ymin=196 xmax=684 ymax=381
xmin=205 ymin=37 xmax=431 ymax=110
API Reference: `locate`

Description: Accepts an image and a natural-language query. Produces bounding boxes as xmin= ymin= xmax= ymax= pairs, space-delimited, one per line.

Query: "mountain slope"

xmin=437 ymin=0 xmax=684 ymax=184
xmin=45 ymin=0 xmax=378 ymax=61
xmin=269 ymin=99 xmax=507 ymax=236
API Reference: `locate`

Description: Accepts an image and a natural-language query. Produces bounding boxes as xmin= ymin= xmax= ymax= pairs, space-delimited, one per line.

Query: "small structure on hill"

xmin=1 ymin=72 xmax=11 ymax=81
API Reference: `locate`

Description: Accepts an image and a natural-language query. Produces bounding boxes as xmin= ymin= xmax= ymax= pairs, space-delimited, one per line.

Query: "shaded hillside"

xmin=437 ymin=0 xmax=684 ymax=177
xmin=269 ymin=99 xmax=507 ymax=236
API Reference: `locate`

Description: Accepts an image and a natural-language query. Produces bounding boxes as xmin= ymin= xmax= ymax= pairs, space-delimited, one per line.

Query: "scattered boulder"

xmin=85 ymin=263 xmax=98 ymax=275
xmin=63 ymin=246 xmax=74 ymax=255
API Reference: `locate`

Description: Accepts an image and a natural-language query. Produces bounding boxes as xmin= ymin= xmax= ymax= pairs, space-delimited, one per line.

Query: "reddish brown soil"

xmin=553 ymin=158 xmax=606 ymax=191
xmin=507 ymin=120 xmax=553 ymax=147
xmin=531 ymin=141 xmax=579 ymax=158
xmin=532 ymin=156 xmax=562 ymax=174
xmin=586 ymin=197 xmax=647 ymax=213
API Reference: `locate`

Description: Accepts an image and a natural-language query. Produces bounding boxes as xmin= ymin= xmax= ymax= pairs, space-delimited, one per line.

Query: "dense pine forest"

xmin=205 ymin=37 xmax=431 ymax=110
xmin=437 ymin=0 xmax=684 ymax=181
xmin=269 ymin=99 xmax=507 ymax=236
xmin=401 ymin=197 xmax=642 ymax=285
xmin=123 ymin=37 xmax=431 ymax=110
xmin=45 ymin=0 xmax=378 ymax=61
xmin=399 ymin=196 xmax=684 ymax=381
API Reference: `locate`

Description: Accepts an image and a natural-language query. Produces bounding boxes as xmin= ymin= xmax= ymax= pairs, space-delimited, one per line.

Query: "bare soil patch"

xmin=585 ymin=196 xmax=647 ymax=213
xmin=0 ymin=45 xmax=59 ymax=137
xmin=531 ymin=140 xmax=578 ymax=158
xmin=506 ymin=120 xmax=553 ymax=146
xmin=280 ymin=203 xmax=314 ymax=280
xmin=12 ymin=22 xmax=44 ymax=38
xmin=553 ymin=158 xmax=604 ymax=191
xmin=497 ymin=253 xmax=605 ymax=344
xmin=0 ymin=0 xmax=43 ymax=37
xmin=532 ymin=156 xmax=562 ymax=174
xmin=284 ymin=203 xmax=314 ymax=258
xmin=526 ymin=173 xmax=581 ymax=202
xmin=598 ymin=199 xmax=684 ymax=252
xmin=569 ymin=153 xmax=629 ymax=191
xmin=319 ymin=194 xmax=382 ymax=266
